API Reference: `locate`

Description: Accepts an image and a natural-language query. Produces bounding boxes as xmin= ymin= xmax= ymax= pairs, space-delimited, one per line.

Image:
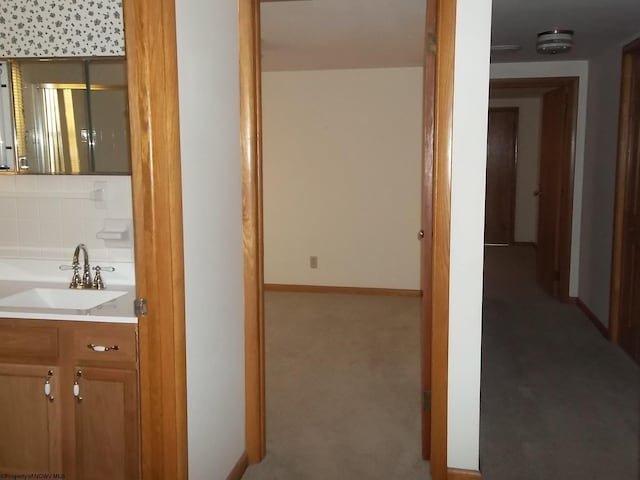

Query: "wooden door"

xmin=0 ymin=364 xmax=62 ymax=474
xmin=537 ymin=85 xmax=573 ymax=298
xmin=73 ymin=367 xmax=139 ymax=480
xmin=611 ymin=39 xmax=640 ymax=362
xmin=420 ymin=0 xmax=437 ymax=460
xmin=485 ymin=108 xmax=518 ymax=244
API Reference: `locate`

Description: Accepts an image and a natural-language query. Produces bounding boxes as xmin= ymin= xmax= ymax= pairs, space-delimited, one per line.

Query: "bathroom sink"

xmin=0 ymin=288 xmax=128 ymax=311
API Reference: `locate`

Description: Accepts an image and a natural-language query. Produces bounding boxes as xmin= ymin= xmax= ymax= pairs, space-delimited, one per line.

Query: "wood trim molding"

xmin=239 ymin=0 xmax=266 ymax=464
xmin=448 ymin=467 xmax=482 ymax=480
xmin=609 ymin=37 xmax=640 ymax=344
xmin=226 ymin=452 xmax=249 ymax=480
xmin=490 ymin=77 xmax=576 ymax=92
xmin=421 ymin=0 xmax=437 ymax=460
xmin=123 ymin=0 xmax=188 ymax=478
xmin=576 ymin=298 xmax=609 ymax=339
xmin=560 ymin=79 xmax=579 ymax=303
xmin=431 ymin=0 xmax=457 ymax=477
xmin=264 ymin=284 xmax=422 ymax=297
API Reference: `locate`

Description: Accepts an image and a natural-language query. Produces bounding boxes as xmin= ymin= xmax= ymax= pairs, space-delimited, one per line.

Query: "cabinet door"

xmin=0 ymin=364 xmax=62 ymax=474
xmin=73 ymin=366 xmax=139 ymax=480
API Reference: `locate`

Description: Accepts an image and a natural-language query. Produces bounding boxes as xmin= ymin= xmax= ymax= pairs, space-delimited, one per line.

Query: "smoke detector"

xmin=536 ymin=29 xmax=574 ymax=55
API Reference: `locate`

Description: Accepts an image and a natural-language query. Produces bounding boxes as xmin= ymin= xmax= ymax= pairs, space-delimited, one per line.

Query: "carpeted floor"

xmin=481 ymin=246 xmax=639 ymax=480
xmin=243 ymin=292 xmax=430 ymax=480
xmin=244 ymin=246 xmax=639 ymax=480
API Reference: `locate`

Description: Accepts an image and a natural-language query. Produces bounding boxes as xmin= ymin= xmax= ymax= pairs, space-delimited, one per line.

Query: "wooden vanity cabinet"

xmin=0 ymin=319 xmax=139 ymax=480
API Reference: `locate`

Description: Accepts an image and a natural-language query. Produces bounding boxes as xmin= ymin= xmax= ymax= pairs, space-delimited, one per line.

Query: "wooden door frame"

xmin=420 ymin=0 xmax=437 ymax=460
xmin=240 ymin=0 xmax=266 ymax=464
xmin=430 ymin=0 xmax=457 ymax=477
xmin=240 ymin=1 xmax=457 ymax=479
xmin=124 ymin=0 xmax=189 ymax=478
xmin=490 ymin=77 xmax=578 ymax=301
xmin=609 ymin=37 xmax=640 ymax=344
xmin=486 ymin=106 xmax=519 ymax=245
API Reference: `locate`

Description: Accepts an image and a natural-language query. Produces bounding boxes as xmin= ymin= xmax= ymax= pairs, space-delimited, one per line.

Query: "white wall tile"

xmin=0 ymin=197 xmax=17 ymax=218
xmin=20 ymin=198 xmax=40 ymax=218
xmin=0 ymin=220 xmax=18 ymax=243
xmin=38 ymin=198 xmax=62 ymax=219
xmin=1 ymin=175 xmax=134 ymax=264
xmin=17 ymin=220 xmax=41 ymax=246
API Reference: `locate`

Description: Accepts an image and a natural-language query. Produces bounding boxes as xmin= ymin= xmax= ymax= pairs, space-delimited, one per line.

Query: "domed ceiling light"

xmin=536 ymin=29 xmax=574 ymax=55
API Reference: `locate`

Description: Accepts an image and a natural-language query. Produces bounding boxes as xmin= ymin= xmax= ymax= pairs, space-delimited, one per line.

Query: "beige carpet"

xmin=243 ymin=292 xmax=431 ymax=480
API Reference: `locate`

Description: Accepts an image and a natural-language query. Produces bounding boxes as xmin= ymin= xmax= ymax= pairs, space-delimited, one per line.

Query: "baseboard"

xmin=575 ymin=298 xmax=609 ymax=339
xmin=264 ymin=283 xmax=422 ymax=297
xmin=226 ymin=451 xmax=248 ymax=480
xmin=448 ymin=467 xmax=482 ymax=479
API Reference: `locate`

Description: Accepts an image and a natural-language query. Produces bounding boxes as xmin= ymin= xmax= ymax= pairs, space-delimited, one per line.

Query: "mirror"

xmin=2 ymin=59 xmax=130 ymax=175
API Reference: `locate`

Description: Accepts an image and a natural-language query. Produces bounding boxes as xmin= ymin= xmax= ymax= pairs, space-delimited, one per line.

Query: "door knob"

xmin=418 ymin=230 xmax=425 ymax=240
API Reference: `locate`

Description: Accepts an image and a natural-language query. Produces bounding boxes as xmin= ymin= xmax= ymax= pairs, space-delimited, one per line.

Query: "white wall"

xmin=579 ymin=46 xmax=624 ymax=326
xmin=448 ymin=0 xmax=492 ymax=470
xmin=490 ymin=61 xmax=589 ymax=298
xmin=174 ymin=0 xmax=245 ymax=478
xmin=488 ymin=97 xmax=542 ymax=243
xmin=262 ymin=67 xmax=423 ymax=290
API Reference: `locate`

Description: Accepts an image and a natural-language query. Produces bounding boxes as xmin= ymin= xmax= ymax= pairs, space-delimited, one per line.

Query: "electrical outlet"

xmin=310 ymin=256 xmax=318 ymax=269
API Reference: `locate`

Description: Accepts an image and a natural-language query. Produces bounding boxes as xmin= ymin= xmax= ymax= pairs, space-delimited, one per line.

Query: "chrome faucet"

xmin=70 ymin=243 xmax=92 ymax=289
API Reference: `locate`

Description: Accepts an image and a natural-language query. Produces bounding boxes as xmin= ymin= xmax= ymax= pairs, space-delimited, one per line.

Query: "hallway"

xmin=481 ymin=246 xmax=639 ymax=480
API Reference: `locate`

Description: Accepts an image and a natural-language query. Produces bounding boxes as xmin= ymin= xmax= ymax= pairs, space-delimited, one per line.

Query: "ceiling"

xmin=260 ymin=0 xmax=640 ymax=71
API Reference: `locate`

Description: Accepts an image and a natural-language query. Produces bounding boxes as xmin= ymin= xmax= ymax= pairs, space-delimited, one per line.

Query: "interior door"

xmin=420 ymin=0 xmax=436 ymax=460
xmin=485 ymin=108 xmax=518 ymax=245
xmin=615 ymin=41 xmax=640 ymax=362
xmin=536 ymin=85 xmax=572 ymax=298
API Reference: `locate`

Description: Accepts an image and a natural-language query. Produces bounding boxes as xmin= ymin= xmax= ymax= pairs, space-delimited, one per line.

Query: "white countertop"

xmin=0 ymin=280 xmax=137 ymax=323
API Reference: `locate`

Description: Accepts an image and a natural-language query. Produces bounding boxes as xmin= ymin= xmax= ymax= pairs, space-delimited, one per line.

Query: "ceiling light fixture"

xmin=536 ymin=29 xmax=574 ymax=55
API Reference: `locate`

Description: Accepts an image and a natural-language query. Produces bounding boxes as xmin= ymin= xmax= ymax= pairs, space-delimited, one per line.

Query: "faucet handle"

xmin=61 ymin=264 xmax=83 ymax=288
xmin=92 ymin=266 xmax=115 ymax=290
xmin=92 ymin=266 xmax=115 ymax=272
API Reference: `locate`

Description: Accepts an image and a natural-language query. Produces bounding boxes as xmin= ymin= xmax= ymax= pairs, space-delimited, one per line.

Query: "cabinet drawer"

xmin=0 ymin=322 xmax=59 ymax=362
xmin=72 ymin=324 xmax=137 ymax=365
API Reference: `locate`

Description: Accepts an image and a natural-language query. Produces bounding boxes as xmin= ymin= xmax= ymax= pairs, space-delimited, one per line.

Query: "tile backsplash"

xmin=0 ymin=175 xmax=134 ymax=263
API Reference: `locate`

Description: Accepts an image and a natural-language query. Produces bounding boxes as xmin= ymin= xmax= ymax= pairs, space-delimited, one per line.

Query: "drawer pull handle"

xmin=74 ymin=370 xmax=82 ymax=402
xmin=87 ymin=343 xmax=119 ymax=352
xmin=44 ymin=370 xmax=54 ymax=402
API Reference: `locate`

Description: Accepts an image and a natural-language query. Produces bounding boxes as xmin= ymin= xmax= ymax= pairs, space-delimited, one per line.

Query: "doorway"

xmin=240 ymin=0 xmax=454 ymax=478
xmin=489 ymin=78 xmax=578 ymax=301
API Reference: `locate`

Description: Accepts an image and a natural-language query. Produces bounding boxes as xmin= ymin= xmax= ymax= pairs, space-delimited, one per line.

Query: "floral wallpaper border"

xmin=0 ymin=0 xmax=125 ymax=57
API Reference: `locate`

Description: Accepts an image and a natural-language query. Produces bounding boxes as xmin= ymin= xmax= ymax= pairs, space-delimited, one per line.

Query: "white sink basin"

xmin=0 ymin=288 xmax=128 ymax=310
